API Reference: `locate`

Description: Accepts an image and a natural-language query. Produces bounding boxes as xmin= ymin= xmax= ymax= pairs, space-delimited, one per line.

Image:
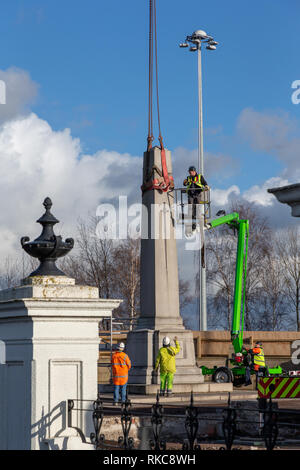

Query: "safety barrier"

xmin=258 ymin=377 xmax=300 ymax=399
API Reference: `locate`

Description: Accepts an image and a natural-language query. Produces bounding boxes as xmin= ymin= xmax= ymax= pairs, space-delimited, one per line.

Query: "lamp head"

xmin=193 ymin=30 xmax=208 ymax=39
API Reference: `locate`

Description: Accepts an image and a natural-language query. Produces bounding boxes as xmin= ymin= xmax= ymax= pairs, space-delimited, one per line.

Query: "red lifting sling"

xmin=142 ymin=0 xmax=173 ymax=193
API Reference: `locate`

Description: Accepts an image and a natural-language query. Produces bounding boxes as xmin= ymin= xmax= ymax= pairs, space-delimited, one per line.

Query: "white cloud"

xmin=211 ymin=185 xmax=240 ymax=207
xmin=0 ymin=68 xmax=38 ymax=123
xmin=0 ymin=113 xmax=141 ymax=260
xmin=237 ymin=108 xmax=300 ymax=181
xmin=0 ymin=111 xmax=293 ymax=263
xmin=0 ymin=73 xmax=299 ymax=269
xmin=172 ymin=146 xmax=238 ymax=187
xmin=207 ymin=175 xmax=300 ymax=229
xmin=242 ymin=177 xmax=290 ymax=207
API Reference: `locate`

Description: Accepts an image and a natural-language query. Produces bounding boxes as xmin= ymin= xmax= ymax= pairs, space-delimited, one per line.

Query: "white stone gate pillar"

xmin=0 ymin=276 xmax=121 ymax=450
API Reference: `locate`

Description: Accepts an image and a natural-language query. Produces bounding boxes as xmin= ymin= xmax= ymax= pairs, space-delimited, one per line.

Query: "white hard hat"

xmin=118 ymin=342 xmax=125 ymax=350
xmin=163 ymin=336 xmax=170 ymax=346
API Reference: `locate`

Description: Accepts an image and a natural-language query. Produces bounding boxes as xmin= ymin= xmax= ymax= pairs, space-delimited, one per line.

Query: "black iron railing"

xmin=150 ymin=392 xmax=166 ymax=451
xmin=67 ymin=392 xmax=300 ymax=451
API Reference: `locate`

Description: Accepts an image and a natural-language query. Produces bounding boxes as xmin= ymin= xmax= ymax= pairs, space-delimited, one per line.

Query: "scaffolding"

xmin=98 ymin=316 xmax=137 ymax=383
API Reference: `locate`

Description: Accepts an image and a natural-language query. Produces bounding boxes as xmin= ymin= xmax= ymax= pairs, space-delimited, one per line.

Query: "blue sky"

xmin=0 ymin=0 xmax=299 ymax=193
xmin=0 ymin=1 xmax=299 ymax=330
xmin=0 ymin=0 xmax=299 ymax=265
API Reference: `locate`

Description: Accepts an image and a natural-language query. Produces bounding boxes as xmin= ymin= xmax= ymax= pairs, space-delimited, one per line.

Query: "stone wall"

xmin=194 ymin=330 xmax=300 ymax=358
xmin=98 ymin=330 xmax=300 ymax=385
xmin=193 ymin=330 xmax=300 ymax=372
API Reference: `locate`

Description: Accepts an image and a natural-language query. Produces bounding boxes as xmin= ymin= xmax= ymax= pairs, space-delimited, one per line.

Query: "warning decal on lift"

xmin=258 ymin=377 xmax=300 ymax=399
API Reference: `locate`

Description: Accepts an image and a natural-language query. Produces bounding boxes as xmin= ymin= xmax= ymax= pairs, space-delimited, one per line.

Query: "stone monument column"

xmin=0 ymin=198 xmax=121 ymax=449
xmin=126 ymin=147 xmax=204 ymax=393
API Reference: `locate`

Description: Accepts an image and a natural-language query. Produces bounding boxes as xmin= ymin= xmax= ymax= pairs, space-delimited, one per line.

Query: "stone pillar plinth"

xmin=126 ymin=147 xmax=203 ymax=392
xmin=0 ymin=276 xmax=121 ymax=450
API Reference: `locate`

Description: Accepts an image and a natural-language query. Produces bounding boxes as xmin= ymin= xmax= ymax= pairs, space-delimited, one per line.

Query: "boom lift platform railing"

xmin=172 ymin=187 xmax=211 ymax=226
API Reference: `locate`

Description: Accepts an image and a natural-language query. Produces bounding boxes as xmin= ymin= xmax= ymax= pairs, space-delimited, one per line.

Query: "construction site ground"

xmin=99 ymin=391 xmax=300 ymax=410
xmin=100 ymin=389 xmax=256 ymax=404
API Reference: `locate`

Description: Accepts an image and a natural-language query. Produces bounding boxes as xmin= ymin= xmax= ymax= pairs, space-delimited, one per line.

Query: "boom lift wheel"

xmin=212 ymin=367 xmax=233 ymax=384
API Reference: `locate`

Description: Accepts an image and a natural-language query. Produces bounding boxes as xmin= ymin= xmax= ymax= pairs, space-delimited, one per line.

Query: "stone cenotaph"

xmin=126 ymin=147 xmax=204 ymax=393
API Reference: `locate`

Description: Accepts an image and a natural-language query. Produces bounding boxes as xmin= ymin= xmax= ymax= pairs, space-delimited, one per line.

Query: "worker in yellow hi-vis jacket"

xmin=155 ymin=336 xmax=180 ymax=397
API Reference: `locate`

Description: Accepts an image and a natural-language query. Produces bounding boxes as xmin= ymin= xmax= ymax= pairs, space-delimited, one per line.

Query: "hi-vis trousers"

xmin=160 ymin=372 xmax=174 ymax=391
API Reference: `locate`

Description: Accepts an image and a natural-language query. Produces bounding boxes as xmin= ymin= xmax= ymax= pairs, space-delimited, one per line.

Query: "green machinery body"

xmin=200 ymin=212 xmax=283 ymax=384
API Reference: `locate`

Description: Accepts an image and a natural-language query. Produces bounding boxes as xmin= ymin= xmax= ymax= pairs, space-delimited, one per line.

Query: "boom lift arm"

xmin=201 ymin=212 xmax=283 ymax=384
xmin=206 ymin=212 xmax=249 ymax=353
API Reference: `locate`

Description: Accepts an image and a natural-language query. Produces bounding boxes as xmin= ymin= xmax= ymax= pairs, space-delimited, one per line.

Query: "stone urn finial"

xmin=43 ymin=196 xmax=53 ymax=212
xmin=21 ymin=197 xmax=74 ymax=277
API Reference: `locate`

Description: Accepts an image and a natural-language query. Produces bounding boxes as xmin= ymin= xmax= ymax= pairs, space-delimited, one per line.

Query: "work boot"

xmin=166 ymin=390 xmax=173 ymax=397
xmin=159 ymin=390 xmax=165 ymax=397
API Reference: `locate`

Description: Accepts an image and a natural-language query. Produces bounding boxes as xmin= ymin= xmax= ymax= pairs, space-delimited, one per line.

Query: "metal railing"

xmin=172 ymin=187 xmax=211 ymax=224
xmin=67 ymin=392 xmax=300 ymax=451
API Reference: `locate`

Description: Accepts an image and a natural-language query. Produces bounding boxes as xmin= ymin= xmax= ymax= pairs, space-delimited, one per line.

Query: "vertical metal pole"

xmin=197 ymin=42 xmax=207 ymax=331
xmin=197 ymin=43 xmax=204 ymax=176
xmin=110 ymin=315 xmax=113 ymax=383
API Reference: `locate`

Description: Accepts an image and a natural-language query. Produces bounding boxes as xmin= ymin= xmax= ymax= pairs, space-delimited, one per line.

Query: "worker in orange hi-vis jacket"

xmin=111 ymin=342 xmax=131 ymax=406
xmin=243 ymin=341 xmax=265 ymax=387
xmin=251 ymin=341 xmax=265 ymax=371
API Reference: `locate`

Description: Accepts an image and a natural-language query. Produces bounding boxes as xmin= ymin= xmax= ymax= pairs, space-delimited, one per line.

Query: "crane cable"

xmin=147 ymin=0 xmax=154 ymax=151
xmin=144 ymin=0 xmax=173 ymax=192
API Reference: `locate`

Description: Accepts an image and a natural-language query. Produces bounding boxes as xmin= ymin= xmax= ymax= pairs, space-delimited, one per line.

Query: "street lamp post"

xmin=180 ymin=30 xmax=218 ymax=331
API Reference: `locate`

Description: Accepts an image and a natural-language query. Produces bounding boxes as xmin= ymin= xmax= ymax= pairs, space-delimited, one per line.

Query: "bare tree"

xmin=0 ymin=254 xmax=38 ymax=289
xmin=206 ymin=202 xmax=272 ymax=331
xmin=59 ymin=254 xmax=87 ymax=285
xmin=276 ymin=227 xmax=300 ymax=331
xmin=58 ymin=217 xmax=117 ymax=331
xmin=230 ymin=201 xmax=271 ymax=330
xmin=112 ymin=237 xmax=140 ymax=331
xmin=179 ymin=278 xmax=195 ymax=330
xmin=61 ymin=217 xmax=115 ymax=299
xmin=254 ymin=246 xmax=291 ymax=330
xmin=179 ymin=278 xmax=192 ymax=311
xmin=0 ymin=256 xmax=20 ymax=289
xmin=206 ymin=229 xmax=236 ymax=330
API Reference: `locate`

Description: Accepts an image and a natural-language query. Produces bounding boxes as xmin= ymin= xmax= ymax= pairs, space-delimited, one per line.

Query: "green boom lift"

xmin=200 ymin=212 xmax=283 ymax=386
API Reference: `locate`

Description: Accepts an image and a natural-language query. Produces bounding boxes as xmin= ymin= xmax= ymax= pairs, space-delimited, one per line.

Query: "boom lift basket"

xmin=172 ymin=187 xmax=211 ymax=225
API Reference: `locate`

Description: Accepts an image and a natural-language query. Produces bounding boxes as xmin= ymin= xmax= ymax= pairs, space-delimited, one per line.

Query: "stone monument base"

xmin=100 ymin=382 xmax=233 ymax=395
xmin=125 ymin=328 xmax=204 ymax=394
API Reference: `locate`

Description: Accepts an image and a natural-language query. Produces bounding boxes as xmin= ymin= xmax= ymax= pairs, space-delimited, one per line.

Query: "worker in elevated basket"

xmin=183 ymin=166 xmax=209 ymax=230
xmin=155 ymin=336 xmax=180 ymax=397
xmin=111 ymin=342 xmax=131 ymax=406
